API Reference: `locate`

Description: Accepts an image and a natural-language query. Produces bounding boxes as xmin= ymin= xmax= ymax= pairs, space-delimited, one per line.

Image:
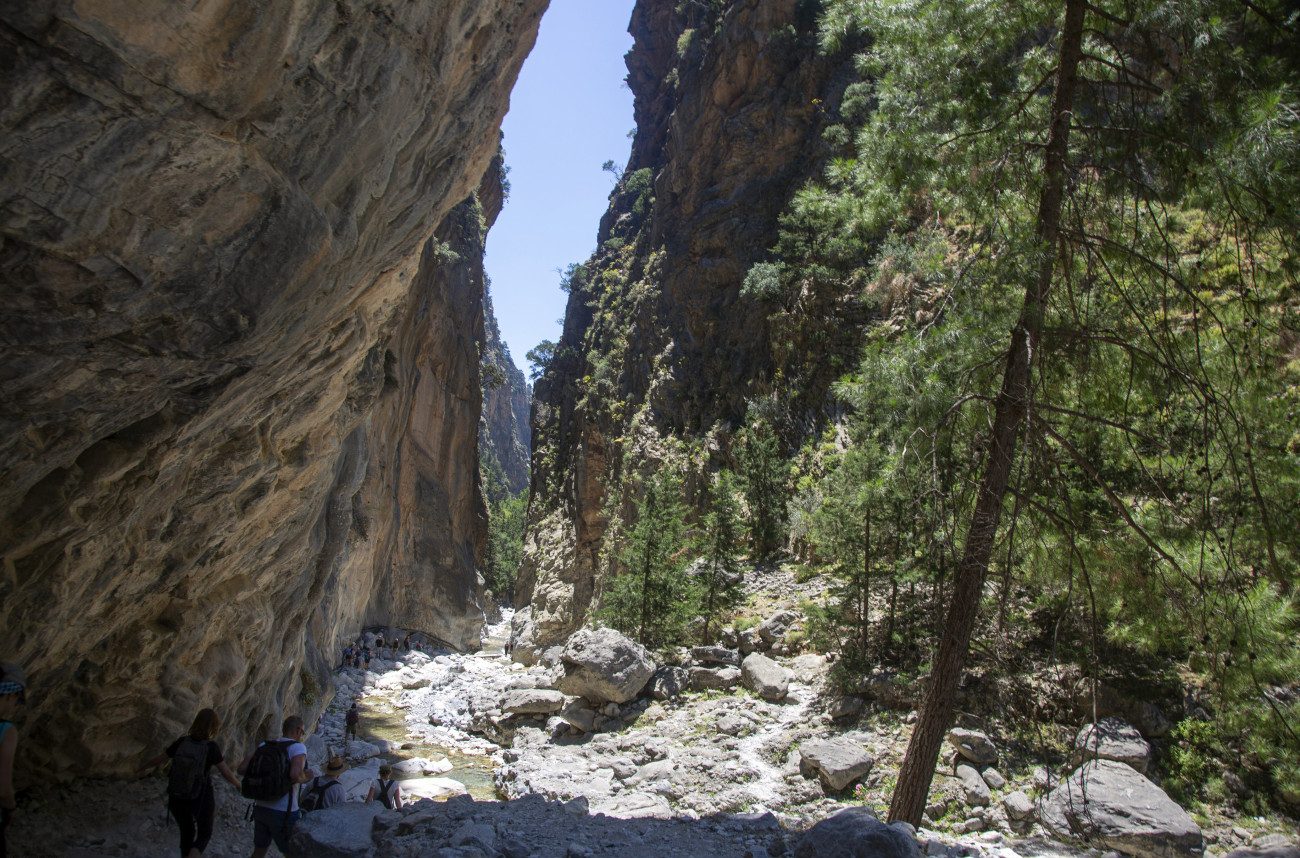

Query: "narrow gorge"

xmin=2 ymin=0 xmax=1298 ymax=857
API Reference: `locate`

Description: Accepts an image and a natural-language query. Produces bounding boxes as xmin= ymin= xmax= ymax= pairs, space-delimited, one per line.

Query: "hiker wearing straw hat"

xmin=300 ymin=756 xmax=347 ymax=812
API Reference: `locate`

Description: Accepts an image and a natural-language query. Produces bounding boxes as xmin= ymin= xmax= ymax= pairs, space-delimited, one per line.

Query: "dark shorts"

xmin=252 ymin=806 xmax=299 ymax=851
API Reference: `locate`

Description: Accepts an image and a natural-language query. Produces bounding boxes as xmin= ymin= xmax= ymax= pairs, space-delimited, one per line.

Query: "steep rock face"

xmin=517 ymin=0 xmax=847 ymax=645
xmin=480 ymin=287 xmax=533 ymax=499
xmin=0 ymin=0 xmax=545 ymax=778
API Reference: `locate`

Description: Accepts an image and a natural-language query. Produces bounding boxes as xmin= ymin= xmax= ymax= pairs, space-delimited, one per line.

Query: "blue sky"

xmin=484 ymin=0 xmax=637 ymax=375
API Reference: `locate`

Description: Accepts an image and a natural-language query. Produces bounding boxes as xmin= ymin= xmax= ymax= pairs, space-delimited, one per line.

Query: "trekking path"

xmin=12 ymin=611 xmax=1291 ymax=856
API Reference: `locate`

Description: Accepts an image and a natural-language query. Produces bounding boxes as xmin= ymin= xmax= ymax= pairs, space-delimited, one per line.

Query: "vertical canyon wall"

xmin=0 ymin=0 xmax=546 ymax=778
xmin=515 ymin=0 xmax=856 ymax=655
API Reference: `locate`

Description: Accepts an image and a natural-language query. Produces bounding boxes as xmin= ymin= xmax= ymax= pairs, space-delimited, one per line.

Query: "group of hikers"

xmin=136 ymin=708 xmax=406 ymax=857
xmin=0 ymin=630 xmax=424 ymax=857
xmin=339 ymin=631 xmax=421 ymax=670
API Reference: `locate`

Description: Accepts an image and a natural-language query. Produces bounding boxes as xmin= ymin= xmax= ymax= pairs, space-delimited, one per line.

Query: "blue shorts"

xmin=252 ymin=806 xmax=299 ymax=851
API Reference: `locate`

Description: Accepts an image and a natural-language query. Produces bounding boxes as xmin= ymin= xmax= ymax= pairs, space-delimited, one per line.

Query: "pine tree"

xmin=739 ymin=403 xmax=788 ymax=560
xmin=598 ymin=467 xmax=699 ymax=648
xmin=698 ymin=470 xmax=745 ymax=644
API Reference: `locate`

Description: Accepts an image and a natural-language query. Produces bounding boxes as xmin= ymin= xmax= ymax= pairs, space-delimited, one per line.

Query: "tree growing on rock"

xmin=738 ymin=401 xmax=789 ymax=560
xmin=697 ymin=470 xmax=745 ymax=644
xmin=597 ymin=466 xmax=699 ymax=648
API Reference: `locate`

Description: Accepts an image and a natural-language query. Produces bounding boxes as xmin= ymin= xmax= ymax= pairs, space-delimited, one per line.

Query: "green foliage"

xmin=525 ymin=339 xmax=556 ymax=381
xmin=597 ymin=466 xmax=700 ymax=648
xmin=740 ymin=261 xmax=785 ymax=301
xmin=485 ymin=491 xmax=527 ymax=598
xmin=622 ymin=167 xmax=654 ymax=218
xmin=298 ymin=669 xmax=318 ymax=707
xmin=785 ymin=0 xmax=1300 ymax=796
xmin=698 ymin=470 xmax=746 ymax=643
xmin=738 ymin=401 xmax=789 ymax=560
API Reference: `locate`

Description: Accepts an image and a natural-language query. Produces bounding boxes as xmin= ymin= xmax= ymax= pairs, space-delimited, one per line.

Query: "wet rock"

xmin=946 ymin=729 xmax=998 ymax=766
xmin=503 ymin=688 xmax=566 ymax=715
xmin=741 ymin=652 xmax=792 ymax=702
xmin=689 ymin=666 xmax=742 ymax=692
xmin=554 ymin=628 xmax=656 ymax=704
xmin=795 ymin=807 xmax=920 ymax=858
xmin=401 ymin=777 xmax=468 ymax=801
xmin=692 ymin=646 xmax=741 ymax=667
xmin=1040 ymin=759 xmax=1203 ymax=858
xmin=799 ymin=737 xmax=874 ymax=792
xmin=1074 ymin=718 xmax=1152 ymax=773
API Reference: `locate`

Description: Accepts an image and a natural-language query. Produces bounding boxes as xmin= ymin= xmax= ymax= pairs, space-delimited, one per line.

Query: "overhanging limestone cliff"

xmin=0 ymin=0 xmax=546 ymax=778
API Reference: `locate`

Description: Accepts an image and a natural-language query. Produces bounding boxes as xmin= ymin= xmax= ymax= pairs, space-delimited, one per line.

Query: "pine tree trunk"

xmin=887 ymin=0 xmax=1086 ymax=825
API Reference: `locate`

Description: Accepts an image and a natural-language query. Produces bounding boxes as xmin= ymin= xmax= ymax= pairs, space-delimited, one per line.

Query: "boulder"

xmin=955 ymin=764 xmax=991 ymax=807
xmin=756 ymin=610 xmax=799 ymax=646
xmin=981 ymin=767 xmax=1006 ymax=789
xmin=1225 ymin=843 xmax=1300 ymax=858
xmin=689 ymin=666 xmax=741 ymax=692
xmin=558 ymin=698 xmax=597 ymax=733
xmin=344 ymin=739 xmax=383 ymax=762
xmin=554 ymin=628 xmax=656 ymax=704
xmin=502 ymin=688 xmax=566 ymax=715
xmin=286 ymin=801 xmax=382 ymax=858
xmin=391 ymin=756 xmax=453 ymax=776
xmin=1003 ymin=790 xmax=1035 ymax=822
xmin=795 ymin=807 xmax=920 ymax=858
xmin=741 ymin=652 xmax=793 ymax=701
xmin=400 ymin=776 xmax=469 ymax=801
xmin=799 ymin=737 xmax=875 ymax=792
xmin=946 ymin=728 xmax=998 ymax=766
xmin=1040 ymin=759 xmax=1203 ymax=858
xmin=829 ymin=696 xmax=865 ymax=720
xmin=649 ymin=666 xmax=689 ymax=700
xmin=1074 ymin=717 xmax=1152 ymax=773
xmin=691 ymin=645 xmax=741 ymax=667
xmin=509 ymin=607 xmax=542 ymax=666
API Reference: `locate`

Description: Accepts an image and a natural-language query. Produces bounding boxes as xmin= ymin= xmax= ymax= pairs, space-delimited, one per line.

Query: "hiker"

xmin=365 ymin=764 xmax=402 ymax=810
xmin=237 ymin=715 xmax=314 ymax=858
xmin=137 ymin=707 xmax=240 ymax=858
xmin=362 ymin=647 xmax=372 ymax=670
xmin=300 ymin=756 xmax=346 ymax=812
xmin=345 ymin=701 xmax=360 ymax=740
xmin=402 ymin=634 xmax=411 ymax=652
xmin=338 ymin=644 xmax=352 ymax=672
xmin=0 ymin=664 xmax=25 ymax=858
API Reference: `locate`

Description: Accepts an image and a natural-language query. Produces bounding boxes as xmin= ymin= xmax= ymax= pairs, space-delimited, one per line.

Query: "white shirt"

xmin=252 ymin=737 xmax=309 ymax=812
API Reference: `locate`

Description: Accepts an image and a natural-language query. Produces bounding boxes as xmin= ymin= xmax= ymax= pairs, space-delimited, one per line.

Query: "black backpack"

xmin=167 ymin=737 xmax=209 ymax=801
xmin=376 ymin=778 xmax=395 ymax=809
xmin=300 ymin=777 xmax=339 ymax=812
xmin=240 ymin=740 xmax=294 ymax=801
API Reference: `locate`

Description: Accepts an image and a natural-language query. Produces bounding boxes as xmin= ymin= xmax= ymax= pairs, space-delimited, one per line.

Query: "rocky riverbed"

xmin=8 ymin=610 xmax=1299 ymax=857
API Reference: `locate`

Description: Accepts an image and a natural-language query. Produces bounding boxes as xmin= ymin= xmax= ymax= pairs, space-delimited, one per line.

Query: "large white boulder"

xmin=795 ymin=807 xmax=920 ymax=858
xmin=1040 ymin=759 xmax=1203 ymax=858
xmin=1074 ymin=717 xmax=1152 ymax=773
xmin=286 ymin=801 xmax=382 ymax=858
xmin=741 ymin=652 xmax=792 ymax=701
xmin=554 ymin=627 xmax=656 ymax=704
xmin=799 ymin=737 xmax=875 ymax=792
xmin=502 ymin=688 xmax=566 ymax=715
